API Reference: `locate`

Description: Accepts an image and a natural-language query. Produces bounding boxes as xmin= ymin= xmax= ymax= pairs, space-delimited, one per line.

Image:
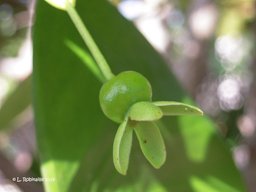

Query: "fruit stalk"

xmin=66 ymin=2 xmax=114 ymax=81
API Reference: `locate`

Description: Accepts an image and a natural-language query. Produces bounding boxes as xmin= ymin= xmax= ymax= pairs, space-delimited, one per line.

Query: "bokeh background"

xmin=0 ymin=0 xmax=255 ymax=191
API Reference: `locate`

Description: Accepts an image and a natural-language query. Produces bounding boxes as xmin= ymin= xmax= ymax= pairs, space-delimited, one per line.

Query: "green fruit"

xmin=99 ymin=71 xmax=152 ymax=123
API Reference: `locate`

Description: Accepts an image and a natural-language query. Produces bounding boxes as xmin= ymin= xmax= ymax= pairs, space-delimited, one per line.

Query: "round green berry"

xmin=99 ymin=71 xmax=152 ymax=123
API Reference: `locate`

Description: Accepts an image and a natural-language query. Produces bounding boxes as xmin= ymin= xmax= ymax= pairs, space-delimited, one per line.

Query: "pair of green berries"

xmin=99 ymin=71 xmax=203 ymax=175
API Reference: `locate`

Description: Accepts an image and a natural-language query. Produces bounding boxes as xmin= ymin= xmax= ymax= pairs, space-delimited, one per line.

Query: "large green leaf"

xmin=33 ymin=0 xmax=246 ymax=192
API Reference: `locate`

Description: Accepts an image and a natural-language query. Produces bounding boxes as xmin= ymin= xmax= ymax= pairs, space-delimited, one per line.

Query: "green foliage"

xmin=0 ymin=76 xmax=31 ymax=130
xmin=113 ymin=117 xmax=133 ymax=175
xmin=0 ymin=29 xmax=27 ymax=57
xmin=134 ymin=121 xmax=166 ymax=169
xmin=154 ymin=101 xmax=203 ymax=116
xmin=65 ymin=40 xmax=104 ymax=82
xmin=33 ymin=0 xmax=246 ymax=191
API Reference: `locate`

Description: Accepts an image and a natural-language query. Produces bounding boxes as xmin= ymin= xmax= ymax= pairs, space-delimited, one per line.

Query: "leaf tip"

xmin=119 ymin=168 xmax=127 ymax=175
xmin=195 ymin=108 xmax=204 ymax=116
xmin=150 ymin=151 xmax=166 ymax=169
xmin=114 ymin=161 xmax=127 ymax=175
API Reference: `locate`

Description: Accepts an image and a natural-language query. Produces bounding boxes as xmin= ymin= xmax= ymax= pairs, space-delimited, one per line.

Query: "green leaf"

xmin=190 ymin=175 xmax=241 ymax=192
xmin=134 ymin=122 xmax=166 ymax=169
xmin=65 ymin=39 xmax=104 ymax=82
xmin=113 ymin=117 xmax=133 ymax=175
xmin=128 ymin=101 xmax=163 ymax=121
xmin=0 ymin=76 xmax=31 ymax=130
xmin=33 ymin=0 xmax=246 ymax=191
xmin=154 ymin=101 xmax=203 ymax=116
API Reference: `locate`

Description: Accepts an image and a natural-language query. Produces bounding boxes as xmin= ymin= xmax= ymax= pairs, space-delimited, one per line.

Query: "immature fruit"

xmin=99 ymin=71 xmax=152 ymax=123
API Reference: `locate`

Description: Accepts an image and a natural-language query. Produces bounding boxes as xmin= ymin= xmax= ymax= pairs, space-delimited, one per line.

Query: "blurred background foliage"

xmin=0 ymin=0 xmax=255 ymax=191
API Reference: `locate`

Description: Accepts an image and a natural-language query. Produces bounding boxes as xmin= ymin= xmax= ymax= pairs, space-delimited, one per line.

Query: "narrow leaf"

xmin=128 ymin=102 xmax=163 ymax=122
xmin=134 ymin=122 xmax=166 ymax=169
xmin=113 ymin=117 xmax=133 ymax=175
xmin=153 ymin=101 xmax=203 ymax=116
xmin=65 ymin=40 xmax=104 ymax=82
xmin=0 ymin=76 xmax=31 ymax=130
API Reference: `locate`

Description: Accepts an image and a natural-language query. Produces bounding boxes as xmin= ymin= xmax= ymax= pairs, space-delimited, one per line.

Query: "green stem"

xmin=66 ymin=3 xmax=114 ymax=81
